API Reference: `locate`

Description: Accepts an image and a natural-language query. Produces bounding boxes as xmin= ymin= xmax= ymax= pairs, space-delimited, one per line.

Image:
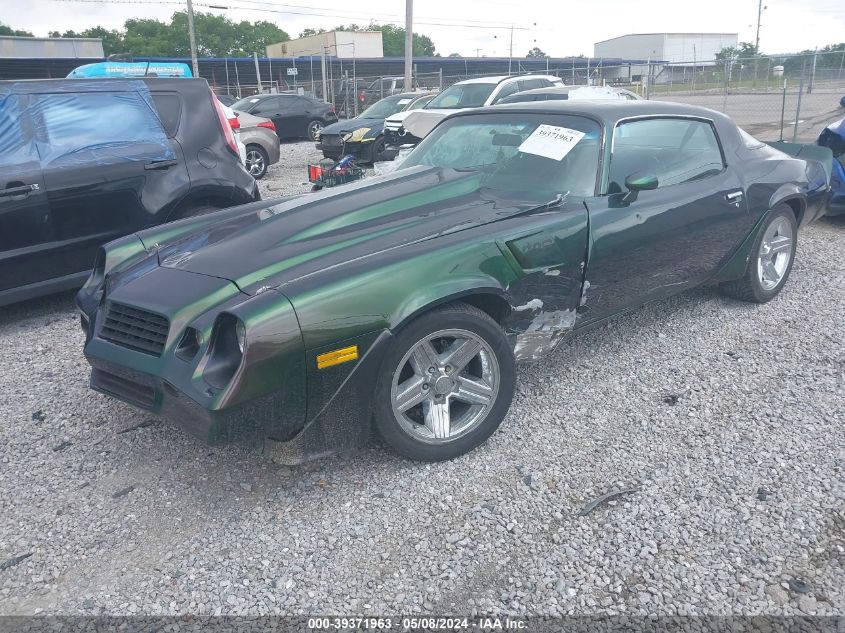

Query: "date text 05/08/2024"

xmin=307 ymin=616 xmax=527 ymax=630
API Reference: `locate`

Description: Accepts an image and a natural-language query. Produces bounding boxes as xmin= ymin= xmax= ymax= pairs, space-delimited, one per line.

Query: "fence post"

xmin=792 ymin=66 xmax=805 ymax=143
xmin=439 ymin=68 xmax=443 ymax=91
xmin=722 ymin=59 xmax=729 ymax=113
xmin=779 ymin=79 xmax=787 ymax=141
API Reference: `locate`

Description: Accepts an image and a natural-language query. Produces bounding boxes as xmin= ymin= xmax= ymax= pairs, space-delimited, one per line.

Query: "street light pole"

xmin=754 ymin=0 xmax=765 ymax=53
xmin=404 ymin=0 xmax=413 ymax=90
xmin=186 ymin=0 xmax=199 ymax=77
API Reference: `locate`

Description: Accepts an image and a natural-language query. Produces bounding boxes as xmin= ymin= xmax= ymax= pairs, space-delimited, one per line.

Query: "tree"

xmin=715 ymin=41 xmax=759 ymax=61
xmin=299 ymin=28 xmax=326 ymax=38
xmin=526 ymin=46 xmax=547 ymax=58
xmin=0 ymin=23 xmax=33 ymax=36
xmin=46 ymin=13 xmax=289 ymax=57
xmin=448 ymin=52 xmax=461 ymax=57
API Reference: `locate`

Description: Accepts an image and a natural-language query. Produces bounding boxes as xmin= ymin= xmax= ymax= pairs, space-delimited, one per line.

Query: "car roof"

xmin=483 ymin=99 xmax=732 ymax=125
xmin=452 ymin=74 xmax=560 ymax=87
xmin=510 ymin=86 xmax=609 ymax=96
xmin=0 ymin=77 xmax=208 ymax=94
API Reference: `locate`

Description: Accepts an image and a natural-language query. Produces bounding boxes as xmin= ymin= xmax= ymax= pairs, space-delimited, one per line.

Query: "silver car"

xmin=232 ymin=110 xmax=281 ymax=179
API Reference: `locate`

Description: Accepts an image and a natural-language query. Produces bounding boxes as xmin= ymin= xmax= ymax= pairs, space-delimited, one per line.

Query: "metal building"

xmin=0 ymin=35 xmax=104 ymax=59
xmin=594 ymin=33 xmax=738 ymax=65
xmin=267 ymin=31 xmax=384 ymax=59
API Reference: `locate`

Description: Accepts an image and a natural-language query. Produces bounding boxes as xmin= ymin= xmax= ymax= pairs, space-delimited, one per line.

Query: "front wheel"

xmin=720 ymin=204 xmax=797 ymax=303
xmin=366 ymin=136 xmax=386 ymax=164
xmin=307 ymin=120 xmax=324 ymax=141
xmin=373 ymin=302 xmax=516 ymax=461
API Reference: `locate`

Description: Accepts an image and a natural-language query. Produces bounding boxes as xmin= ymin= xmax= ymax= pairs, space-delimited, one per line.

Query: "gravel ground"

xmin=1 ymin=145 xmax=843 ymax=616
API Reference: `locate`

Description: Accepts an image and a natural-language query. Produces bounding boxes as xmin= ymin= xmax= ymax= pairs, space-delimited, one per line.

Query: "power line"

xmin=44 ymin=0 xmax=531 ymax=29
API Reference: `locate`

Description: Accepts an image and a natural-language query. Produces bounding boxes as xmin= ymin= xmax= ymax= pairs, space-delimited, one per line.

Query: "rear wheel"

xmin=245 ymin=145 xmax=268 ymax=179
xmin=307 ymin=120 xmax=324 ymax=141
xmin=720 ymin=204 xmax=797 ymax=303
xmin=373 ymin=302 xmax=516 ymax=461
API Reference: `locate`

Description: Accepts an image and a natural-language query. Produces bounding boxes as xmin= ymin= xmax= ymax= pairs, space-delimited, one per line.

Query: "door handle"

xmin=725 ymin=191 xmax=744 ymax=202
xmin=0 ymin=183 xmax=39 ymax=199
xmin=145 ymin=159 xmax=178 ymax=170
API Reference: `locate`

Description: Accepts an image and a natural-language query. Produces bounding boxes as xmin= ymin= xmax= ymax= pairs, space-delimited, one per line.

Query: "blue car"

xmin=840 ymin=95 xmax=845 ymax=109
xmin=817 ymin=117 xmax=845 ymax=215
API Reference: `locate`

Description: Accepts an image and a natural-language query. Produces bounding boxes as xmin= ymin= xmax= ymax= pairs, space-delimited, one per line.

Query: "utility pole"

xmin=404 ymin=0 xmax=413 ymax=90
xmin=754 ymin=0 xmax=763 ymax=54
xmin=186 ymin=0 xmax=199 ymax=77
xmin=253 ymin=52 xmax=262 ymax=93
xmin=508 ymin=25 xmax=513 ymax=75
xmin=320 ymin=46 xmax=328 ymax=103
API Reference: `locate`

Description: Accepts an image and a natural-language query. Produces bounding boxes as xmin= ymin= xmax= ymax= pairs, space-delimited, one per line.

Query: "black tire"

xmin=307 ymin=120 xmax=324 ymax=141
xmin=719 ymin=204 xmax=798 ymax=303
xmin=366 ymin=136 xmax=386 ymax=164
xmin=244 ymin=144 xmax=269 ymax=179
xmin=373 ymin=302 xmax=516 ymax=462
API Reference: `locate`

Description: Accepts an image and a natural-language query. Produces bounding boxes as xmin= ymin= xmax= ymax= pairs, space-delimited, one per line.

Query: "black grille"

xmin=321 ymin=135 xmax=342 ymax=147
xmin=100 ymin=302 xmax=169 ymax=356
xmin=91 ymin=368 xmax=156 ymax=409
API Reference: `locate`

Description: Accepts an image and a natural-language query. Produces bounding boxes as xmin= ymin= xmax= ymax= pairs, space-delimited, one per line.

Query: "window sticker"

xmin=518 ymin=124 xmax=585 ymax=161
xmin=397 ymin=98 xmax=412 ymax=104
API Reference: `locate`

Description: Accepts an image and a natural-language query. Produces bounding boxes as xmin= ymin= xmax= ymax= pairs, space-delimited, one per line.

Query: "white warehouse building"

xmin=594 ymin=33 xmax=738 ymax=65
xmin=594 ymin=33 xmax=738 ymax=84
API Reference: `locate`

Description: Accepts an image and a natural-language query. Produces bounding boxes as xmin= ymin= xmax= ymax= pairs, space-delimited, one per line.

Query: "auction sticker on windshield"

xmin=518 ymin=124 xmax=585 ymax=161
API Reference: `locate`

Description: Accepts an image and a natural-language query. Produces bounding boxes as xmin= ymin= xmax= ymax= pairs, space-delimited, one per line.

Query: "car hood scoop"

xmin=157 ymin=166 xmax=529 ymax=293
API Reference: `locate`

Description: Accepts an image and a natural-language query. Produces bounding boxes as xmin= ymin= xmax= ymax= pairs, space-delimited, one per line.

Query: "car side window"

xmin=491 ymin=82 xmax=520 ymax=104
xmin=252 ymin=97 xmax=281 ymax=114
xmin=609 ymin=118 xmax=724 ymax=192
xmin=150 ymin=93 xmax=182 ymax=137
xmin=521 ymin=78 xmax=546 ymax=91
xmin=31 ymin=90 xmax=173 ymax=166
xmin=0 ymin=94 xmax=35 ymax=167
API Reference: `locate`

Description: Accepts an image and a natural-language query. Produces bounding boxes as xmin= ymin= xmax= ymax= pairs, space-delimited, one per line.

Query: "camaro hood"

xmin=156 ymin=166 xmax=535 ymax=293
xmin=320 ymin=118 xmax=384 ymax=138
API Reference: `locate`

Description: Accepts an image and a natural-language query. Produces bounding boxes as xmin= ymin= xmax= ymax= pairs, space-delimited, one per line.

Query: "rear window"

xmin=30 ymin=90 xmax=172 ymax=166
xmin=150 ymin=93 xmax=182 ymax=137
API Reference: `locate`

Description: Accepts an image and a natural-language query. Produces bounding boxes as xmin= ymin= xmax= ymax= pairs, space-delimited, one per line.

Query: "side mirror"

xmin=622 ymin=171 xmax=658 ymax=204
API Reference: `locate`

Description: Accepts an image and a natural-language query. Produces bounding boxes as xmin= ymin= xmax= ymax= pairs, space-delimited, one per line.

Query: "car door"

xmin=582 ymin=116 xmax=752 ymax=322
xmin=489 ymin=80 xmax=521 ymax=105
xmin=0 ymin=93 xmax=55 ymax=296
xmin=249 ymin=96 xmax=285 ymax=135
xmin=32 ymin=88 xmax=189 ymax=277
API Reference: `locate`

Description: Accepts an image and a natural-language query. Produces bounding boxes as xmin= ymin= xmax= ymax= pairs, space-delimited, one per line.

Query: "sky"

xmin=5 ymin=0 xmax=845 ymax=57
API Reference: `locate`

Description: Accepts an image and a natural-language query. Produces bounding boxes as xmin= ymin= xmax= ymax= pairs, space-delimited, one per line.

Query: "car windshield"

xmin=401 ymin=113 xmax=602 ymax=200
xmin=358 ymin=96 xmax=410 ymax=119
xmin=425 ymin=83 xmax=497 ymax=109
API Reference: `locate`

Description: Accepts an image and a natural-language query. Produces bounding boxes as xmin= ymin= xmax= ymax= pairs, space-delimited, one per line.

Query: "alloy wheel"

xmin=245 ymin=149 xmax=265 ymax=177
xmin=390 ymin=328 xmax=500 ymax=444
xmin=757 ymin=216 xmax=794 ymax=291
xmin=308 ymin=121 xmax=323 ymax=140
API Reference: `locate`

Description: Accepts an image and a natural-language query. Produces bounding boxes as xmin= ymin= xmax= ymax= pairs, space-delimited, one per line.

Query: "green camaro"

xmin=77 ymin=101 xmax=831 ymax=463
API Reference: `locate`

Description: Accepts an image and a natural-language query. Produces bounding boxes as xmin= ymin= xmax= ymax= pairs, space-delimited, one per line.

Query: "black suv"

xmin=232 ymin=93 xmax=337 ymax=141
xmin=0 ymin=77 xmax=259 ymax=307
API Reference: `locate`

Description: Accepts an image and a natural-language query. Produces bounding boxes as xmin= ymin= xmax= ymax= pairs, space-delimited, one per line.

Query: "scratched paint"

xmin=512 ymin=305 xmax=577 ymax=361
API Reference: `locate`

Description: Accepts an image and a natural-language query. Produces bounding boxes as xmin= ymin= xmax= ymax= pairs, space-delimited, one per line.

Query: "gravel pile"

xmin=0 ymin=162 xmax=843 ymax=615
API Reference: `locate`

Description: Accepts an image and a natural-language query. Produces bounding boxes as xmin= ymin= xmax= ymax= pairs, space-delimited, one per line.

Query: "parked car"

xmin=77 ymin=101 xmax=831 ymax=463
xmin=817 ymin=116 xmax=845 ymax=215
xmin=317 ymin=93 xmax=435 ymax=163
xmin=359 ymin=76 xmax=411 ymax=108
xmin=231 ymin=93 xmax=337 ymax=141
xmin=0 ymin=77 xmax=259 ymax=307
xmin=230 ymin=110 xmax=280 ymax=179
xmin=216 ymin=94 xmax=237 ymax=107
xmin=384 ymin=74 xmax=563 ymax=148
xmin=498 ymin=85 xmax=642 ymax=104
